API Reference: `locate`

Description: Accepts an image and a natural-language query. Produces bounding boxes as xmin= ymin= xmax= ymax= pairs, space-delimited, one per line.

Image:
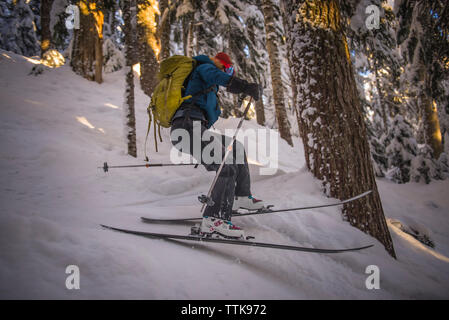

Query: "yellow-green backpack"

xmin=144 ymin=55 xmax=197 ymax=160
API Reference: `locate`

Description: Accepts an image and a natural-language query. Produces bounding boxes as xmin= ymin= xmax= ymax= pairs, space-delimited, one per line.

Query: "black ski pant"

xmin=170 ymin=116 xmax=251 ymax=221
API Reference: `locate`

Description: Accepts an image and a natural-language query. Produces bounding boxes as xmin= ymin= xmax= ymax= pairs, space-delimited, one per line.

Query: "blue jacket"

xmin=183 ymin=55 xmax=232 ymax=128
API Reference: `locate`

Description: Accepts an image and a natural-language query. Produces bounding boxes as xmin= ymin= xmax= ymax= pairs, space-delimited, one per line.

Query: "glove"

xmin=226 ymin=77 xmax=260 ymax=101
xmin=246 ymin=83 xmax=260 ymax=101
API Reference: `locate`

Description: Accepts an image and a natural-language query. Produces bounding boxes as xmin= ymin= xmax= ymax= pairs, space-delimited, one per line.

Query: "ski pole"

xmin=199 ymin=96 xmax=253 ymax=212
xmin=99 ymin=162 xmax=198 ymax=173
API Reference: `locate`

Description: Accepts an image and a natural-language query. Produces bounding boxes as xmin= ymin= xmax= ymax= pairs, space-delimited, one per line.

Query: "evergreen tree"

xmin=411 ymin=144 xmax=442 ymax=184
xmin=40 ymin=0 xmax=54 ymax=56
xmin=282 ymin=0 xmax=395 ymax=258
xmin=51 ymin=0 xmax=71 ymax=52
xmin=0 ymin=0 xmax=40 ymax=56
xmin=71 ymin=0 xmax=104 ymax=83
xmin=136 ymin=0 xmax=160 ymax=96
xmin=261 ymin=0 xmax=292 ymax=145
xmin=245 ymin=0 xmax=268 ymax=125
xmin=123 ymin=0 xmax=137 ymax=157
xmin=346 ymin=0 xmax=404 ymax=178
xmin=383 ymin=114 xmax=417 ymax=183
xmin=158 ymin=0 xmax=171 ymax=60
xmin=102 ymin=0 xmax=124 ymax=73
xmin=396 ymin=0 xmax=448 ymax=161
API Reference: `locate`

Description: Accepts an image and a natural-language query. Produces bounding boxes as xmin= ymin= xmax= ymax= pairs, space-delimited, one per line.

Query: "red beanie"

xmin=214 ymin=52 xmax=232 ymax=68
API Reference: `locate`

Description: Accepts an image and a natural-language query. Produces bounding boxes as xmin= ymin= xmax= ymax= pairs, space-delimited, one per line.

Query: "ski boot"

xmin=197 ymin=216 xmax=246 ymax=240
xmin=232 ymin=195 xmax=265 ymax=211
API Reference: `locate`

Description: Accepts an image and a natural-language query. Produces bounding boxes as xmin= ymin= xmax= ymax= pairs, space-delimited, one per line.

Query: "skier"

xmin=170 ymin=52 xmax=264 ymax=239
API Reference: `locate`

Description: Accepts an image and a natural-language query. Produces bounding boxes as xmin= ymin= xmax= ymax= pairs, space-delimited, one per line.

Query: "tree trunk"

xmin=158 ymin=0 xmax=171 ymax=60
xmin=373 ymin=64 xmax=388 ymax=129
xmin=40 ymin=0 xmax=54 ymax=56
xmin=182 ymin=18 xmax=192 ymax=56
xmin=123 ymin=0 xmax=137 ymax=158
xmin=282 ymin=0 xmax=396 ymax=258
xmin=71 ymin=0 xmax=103 ymax=83
xmin=280 ymin=0 xmax=301 ymax=139
xmin=419 ymin=71 xmax=443 ymax=159
xmin=422 ymin=93 xmax=443 ymax=159
xmin=136 ymin=0 xmax=160 ymax=96
xmin=261 ymin=0 xmax=293 ymax=146
xmin=255 ymin=98 xmax=266 ymax=126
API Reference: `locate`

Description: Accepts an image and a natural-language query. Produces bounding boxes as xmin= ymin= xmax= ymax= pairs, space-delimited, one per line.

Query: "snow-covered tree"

xmin=0 ymin=0 xmax=40 ymax=56
xmin=71 ymin=0 xmax=104 ymax=83
xmin=40 ymin=0 xmax=55 ymax=56
xmin=396 ymin=0 xmax=448 ymax=161
xmin=261 ymin=0 xmax=292 ymax=145
xmin=282 ymin=0 xmax=396 ymax=258
xmin=136 ymin=0 xmax=160 ymax=96
xmin=245 ymin=0 xmax=269 ymax=125
xmin=383 ymin=114 xmax=417 ymax=183
xmin=346 ymin=0 xmax=403 ymax=178
xmin=158 ymin=0 xmax=171 ymax=60
xmin=123 ymin=0 xmax=137 ymax=157
xmin=411 ymin=144 xmax=442 ymax=184
xmin=50 ymin=0 xmax=72 ymax=52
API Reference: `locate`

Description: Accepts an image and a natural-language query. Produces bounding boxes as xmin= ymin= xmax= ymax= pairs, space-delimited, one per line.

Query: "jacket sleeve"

xmin=197 ymin=64 xmax=232 ymax=87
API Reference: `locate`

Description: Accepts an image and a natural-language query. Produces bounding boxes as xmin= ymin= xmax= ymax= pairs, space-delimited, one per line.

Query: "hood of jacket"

xmin=193 ymin=55 xmax=215 ymax=66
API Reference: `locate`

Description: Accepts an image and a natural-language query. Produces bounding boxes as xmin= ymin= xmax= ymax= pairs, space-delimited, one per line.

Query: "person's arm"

xmin=197 ymin=64 xmax=261 ymax=101
xmin=226 ymin=76 xmax=260 ymax=101
xmin=197 ymin=64 xmax=232 ymax=87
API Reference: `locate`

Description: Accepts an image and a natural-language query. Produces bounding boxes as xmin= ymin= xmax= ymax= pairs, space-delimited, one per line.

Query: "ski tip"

xmin=344 ymin=190 xmax=373 ymax=203
xmin=362 ymin=190 xmax=373 ymax=196
xmin=356 ymin=244 xmax=374 ymax=251
xmin=354 ymin=190 xmax=373 ymax=198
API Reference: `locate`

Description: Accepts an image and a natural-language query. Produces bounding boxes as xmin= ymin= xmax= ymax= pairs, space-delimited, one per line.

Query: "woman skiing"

xmin=170 ymin=52 xmax=264 ymax=239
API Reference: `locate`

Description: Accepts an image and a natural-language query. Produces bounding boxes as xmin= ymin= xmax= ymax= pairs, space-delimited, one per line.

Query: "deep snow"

xmin=0 ymin=50 xmax=448 ymax=299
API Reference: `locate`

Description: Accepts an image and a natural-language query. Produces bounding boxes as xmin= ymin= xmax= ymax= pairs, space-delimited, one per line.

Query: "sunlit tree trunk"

xmin=123 ymin=0 xmax=137 ymax=157
xmin=185 ymin=20 xmax=195 ymax=57
xmin=136 ymin=0 xmax=160 ymax=96
xmin=71 ymin=0 xmax=103 ymax=83
xmin=158 ymin=0 xmax=171 ymax=60
xmin=282 ymin=0 xmax=396 ymax=258
xmin=422 ymin=96 xmax=443 ymax=159
xmin=261 ymin=0 xmax=293 ymax=146
xmin=373 ymin=64 xmax=388 ymax=129
xmin=40 ymin=0 xmax=54 ymax=56
xmin=421 ymin=73 xmax=443 ymax=159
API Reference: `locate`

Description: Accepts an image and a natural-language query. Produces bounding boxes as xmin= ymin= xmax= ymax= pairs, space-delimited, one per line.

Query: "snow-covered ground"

xmin=1 ymin=50 xmax=448 ymax=299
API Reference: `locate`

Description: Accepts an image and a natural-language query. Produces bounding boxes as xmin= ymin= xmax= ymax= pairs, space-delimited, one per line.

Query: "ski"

xmin=141 ymin=190 xmax=373 ymax=224
xmin=100 ymin=224 xmax=374 ymax=254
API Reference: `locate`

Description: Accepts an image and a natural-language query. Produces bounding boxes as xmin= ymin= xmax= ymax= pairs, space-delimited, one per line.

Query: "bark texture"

xmin=261 ymin=0 xmax=293 ymax=146
xmin=123 ymin=0 xmax=137 ymax=158
xmin=136 ymin=0 xmax=160 ymax=96
xmin=282 ymin=0 xmax=396 ymax=258
xmin=255 ymin=98 xmax=266 ymax=126
xmin=40 ymin=0 xmax=54 ymax=56
xmin=71 ymin=0 xmax=103 ymax=83
xmin=158 ymin=0 xmax=171 ymax=60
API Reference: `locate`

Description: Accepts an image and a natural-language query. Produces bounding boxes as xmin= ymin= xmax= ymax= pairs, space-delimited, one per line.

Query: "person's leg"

xmin=170 ymin=117 xmax=237 ymax=220
xmin=233 ymin=140 xmax=251 ymax=197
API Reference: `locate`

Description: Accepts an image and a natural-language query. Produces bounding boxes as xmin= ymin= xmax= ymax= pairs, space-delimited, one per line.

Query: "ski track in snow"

xmin=0 ymin=50 xmax=448 ymax=299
